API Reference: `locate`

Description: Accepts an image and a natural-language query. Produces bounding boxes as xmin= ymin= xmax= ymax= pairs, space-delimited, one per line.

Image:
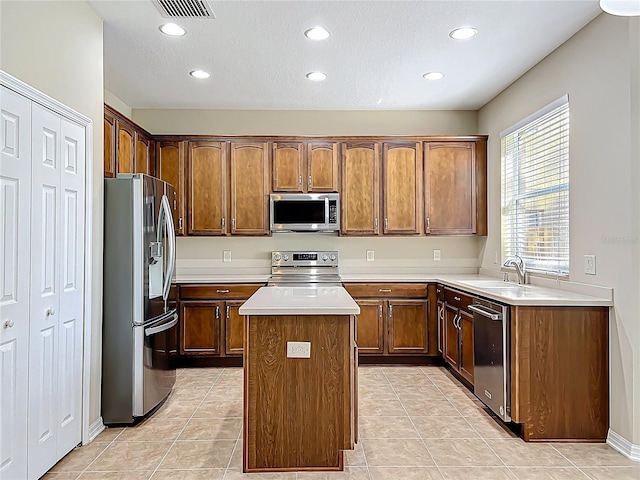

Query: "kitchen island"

xmin=239 ymin=286 xmax=360 ymax=473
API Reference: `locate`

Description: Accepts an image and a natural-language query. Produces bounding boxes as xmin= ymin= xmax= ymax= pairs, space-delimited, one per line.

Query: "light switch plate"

xmin=223 ymin=250 xmax=232 ymax=263
xmin=584 ymin=254 xmax=596 ymax=275
xmin=287 ymin=341 xmax=311 ymax=358
xmin=433 ymin=249 xmax=441 ymax=261
xmin=366 ymin=250 xmax=375 ymax=262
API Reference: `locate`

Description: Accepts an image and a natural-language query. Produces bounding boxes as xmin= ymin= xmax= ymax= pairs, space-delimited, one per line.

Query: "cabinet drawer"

xmin=436 ymin=284 xmax=445 ymax=301
xmin=344 ymin=283 xmax=427 ymax=298
xmin=444 ymin=288 xmax=473 ymax=311
xmin=180 ymin=284 xmax=263 ymax=300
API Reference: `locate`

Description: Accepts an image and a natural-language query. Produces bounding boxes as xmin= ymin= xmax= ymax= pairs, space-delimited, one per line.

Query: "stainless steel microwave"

xmin=270 ymin=193 xmax=340 ymax=233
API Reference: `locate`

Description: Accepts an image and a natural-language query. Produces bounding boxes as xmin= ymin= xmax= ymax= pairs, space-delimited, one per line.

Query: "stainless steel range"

xmin=268 ymin=251 xmax=341 ymax=286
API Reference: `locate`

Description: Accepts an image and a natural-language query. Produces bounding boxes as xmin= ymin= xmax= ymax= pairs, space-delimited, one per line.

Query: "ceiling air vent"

xmin=152 ymin=0 xmax=215 ymax=18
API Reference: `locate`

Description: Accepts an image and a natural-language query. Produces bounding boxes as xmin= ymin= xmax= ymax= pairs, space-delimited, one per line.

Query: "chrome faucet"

xmin=503 ymin=255 xmax=527 ymax=284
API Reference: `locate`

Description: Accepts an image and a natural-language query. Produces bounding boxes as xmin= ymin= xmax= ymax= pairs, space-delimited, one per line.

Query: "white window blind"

xmin=501 ymin=95 xmax=570 ymax=275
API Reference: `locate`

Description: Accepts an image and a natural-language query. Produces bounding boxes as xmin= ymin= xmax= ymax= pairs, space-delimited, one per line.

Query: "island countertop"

xmin=239 ymin=286 xmax=360 ymax=315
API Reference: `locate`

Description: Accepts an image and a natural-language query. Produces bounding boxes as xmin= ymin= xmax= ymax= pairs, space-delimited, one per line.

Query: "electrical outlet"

xmin=223 ymin=250 xmax=232 ymax=263
xmin=584 ymin=254 xmax=596 ymax=275
xmin=366 ymin=250 xmax=375 ymax=262
xmin=287 ymin=341 xmax=311 ymax=358
xmin=433 ymin=249 xmax=441 ymax=261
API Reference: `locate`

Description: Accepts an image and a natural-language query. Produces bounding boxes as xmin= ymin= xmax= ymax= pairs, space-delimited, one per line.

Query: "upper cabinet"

xmin=230 ymin=142 xmax=270 ymax=235
xmin=135 ymin=132 xmax=154 ymax=176
xmin=104 ymin=110 xmax=116 ymax=178
xmin=382 ymin=142 xmax=422 ymax=235
xmin=424 ymin=141 xmax=486 ymax=235
xmin=104 ymin=105 xmax=155 ymax=177
xmin=116 ymin=121 xmax=135 ymax=174
xmin=272 ymin=141 xmax=339 ymax=192
xmin=188 ymin=141 xmax=227 ymax=235
xmin=341 ymin=142 xmax=381 ymax=236
xmin=156 ymin=140 xmax=187 ymax=235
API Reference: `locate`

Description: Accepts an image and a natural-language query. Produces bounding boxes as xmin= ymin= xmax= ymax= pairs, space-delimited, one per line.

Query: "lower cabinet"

xmin=178 ymin=284 xmax=263 ymax=357
xmin=344 ymin=284 xmax=429 ymax=356
xmin=443 ymin=287 xmax=474 ymax=384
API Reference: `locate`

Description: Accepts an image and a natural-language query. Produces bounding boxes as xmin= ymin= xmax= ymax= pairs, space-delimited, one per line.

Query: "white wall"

xmin=0 ymin=1 xmax=104 ymax=427
xmin=478 ymin=13 xmax=640 ymax=445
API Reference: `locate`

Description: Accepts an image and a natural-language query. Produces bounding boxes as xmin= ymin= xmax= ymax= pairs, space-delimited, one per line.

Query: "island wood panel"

xmin=424 ymin=142 xmax=476 ymax=235
xmin=244 ymin=314 xmax=354 ymax=471
xmin=225 ymin=300 xmax=245 ymax=355
xmin=157 ymin=140 xmax=186 ymax=235
xmin=230 ymin=142 xmax=270 ymax=235
xmin=104 ymin=111 xmax=116 ymax=178
xmin=510 ymin=306 xmax=609 ymax=441
xmin=135 ymin=132 xmax=154 ymax=175
xmin=188 ymin=141 xmax=227 ymax=235
xmin=272 ymin=142 xmax=304 ymax=191
xmin=387 ymin=299 xmax=428 ymax=354
xmin=382 ymin=142 xmax=422 ymax=234
xmin=180 ymin=302 xmax=221 ymax=355
xmin=353 ymin=300 xmax=384 ymax=354
xmin=307 ymin=142 xmax=339 ymax=192
xmin=340 ymin=142 xmax=380 ymax=235
xmin=116 ymin=122 xmax=135 ymax=174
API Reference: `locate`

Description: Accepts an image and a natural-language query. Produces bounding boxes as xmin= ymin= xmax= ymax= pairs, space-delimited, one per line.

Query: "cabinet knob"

xmin=454 ymin=296 xmax=461 ymax=301
xmin=46 ymin=308 xmax=56 ymax=317
xmin=3 ymin=320 xmax=14 ymax=329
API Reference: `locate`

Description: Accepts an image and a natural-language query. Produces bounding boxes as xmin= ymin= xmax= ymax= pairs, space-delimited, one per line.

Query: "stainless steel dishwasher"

xmin=469 ymin=297 xmax=511 ymax=422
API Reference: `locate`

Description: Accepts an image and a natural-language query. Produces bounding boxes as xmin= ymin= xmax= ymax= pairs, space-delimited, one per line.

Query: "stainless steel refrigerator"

xmin=102 ymin=174 xmax=178 ymax=425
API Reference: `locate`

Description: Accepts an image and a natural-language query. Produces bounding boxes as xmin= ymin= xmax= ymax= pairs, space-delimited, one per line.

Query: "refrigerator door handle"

xmin=159 ymin=194 xmax=176 ymax=304
xmin=145 ymin=312 xmax=178 ymax=336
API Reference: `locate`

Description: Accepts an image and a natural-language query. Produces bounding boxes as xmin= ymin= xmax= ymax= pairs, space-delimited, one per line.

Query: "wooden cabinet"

xmin=307 ymin=142 xmax=339 ymax=191
xmin=104 ymin=110 xmax=116 ymax=178
xmin=443 ymin=288 xmax=474 ymax=384
xmin=272 ymin=141 xmax=339 ymax=192
xmin=188 ymin=141 xmax=227 ymax=235
xmin=344 ymin=283 xmax=429 ymax=356
xmin=382 ymin=142 xmax=422 ymax=235
xmin=272 ymin=142 xmax=304 ymax=191
xmin=436 ymin=284 xmax=445 ymax=355
xmin=116 ymin=121 xmax=135 ymax=174
xmin=157 ymin=140 xmax=187 ymax=235
xmin=230 ymin=142 xmax=270 ymax=235
xmin=179 ymin=284 xmax=263 ymax=357
xmin=425 ymin=141 xmax=485 ymax=235
xmin=341 ymin=142 xmax=381 ymax=235
xmin=134 ymin=132 xmax=154 ymax=175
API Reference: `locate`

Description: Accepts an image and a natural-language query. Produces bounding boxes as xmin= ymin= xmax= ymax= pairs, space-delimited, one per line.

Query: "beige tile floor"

xmin=44 ymin=366 xmax=639 ymax=480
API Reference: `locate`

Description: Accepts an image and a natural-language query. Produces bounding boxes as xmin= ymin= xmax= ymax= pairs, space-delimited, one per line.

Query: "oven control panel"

xmin=271 ymin=250 xmax=338 ymax=267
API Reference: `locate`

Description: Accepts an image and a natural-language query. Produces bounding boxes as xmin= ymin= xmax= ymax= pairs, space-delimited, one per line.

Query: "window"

xmin=501 ymin=95 xmax=570 ymax=275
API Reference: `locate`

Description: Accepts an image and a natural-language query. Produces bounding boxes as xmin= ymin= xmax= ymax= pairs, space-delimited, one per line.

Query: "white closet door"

xmin=56 ymin=118 xmax=84 ymax=458
xmin=0 ymin=86 xmax=31 ymax=480
xmin=28 ymin=103 xmax=62 ymax=479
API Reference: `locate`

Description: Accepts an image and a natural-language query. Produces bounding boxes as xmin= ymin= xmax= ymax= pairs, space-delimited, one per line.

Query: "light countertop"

xmin=239 ymin=286 xmax=360 ymax=315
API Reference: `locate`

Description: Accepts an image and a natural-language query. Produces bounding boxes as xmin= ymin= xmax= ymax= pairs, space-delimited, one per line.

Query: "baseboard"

xmin=607 ymin=429 xmax=640 ymax=462
xmin=87 ymin=417 xmax=105 ymax=444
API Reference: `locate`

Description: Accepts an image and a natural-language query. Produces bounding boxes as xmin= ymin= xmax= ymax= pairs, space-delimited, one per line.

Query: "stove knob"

xmin=283 ymin=254 xmax=289 ymax=261
xmin=322 ymin=254 xmax=328 ymax=261
xmin=329 ymin=254 xmax=336 ymax=261
xmin=274 ymin=254 xmax=282 ymax=261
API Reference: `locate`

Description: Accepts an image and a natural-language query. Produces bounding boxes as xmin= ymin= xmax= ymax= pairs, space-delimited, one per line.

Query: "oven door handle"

xmin=468 ymin=305 xmax=502 ymax=320
xmin=145 ymin=311 xmax=178 ymax=336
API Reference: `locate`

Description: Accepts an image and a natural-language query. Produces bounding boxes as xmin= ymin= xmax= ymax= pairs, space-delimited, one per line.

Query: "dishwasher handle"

xmin=468 ymin=304 xmax=502 ymax=321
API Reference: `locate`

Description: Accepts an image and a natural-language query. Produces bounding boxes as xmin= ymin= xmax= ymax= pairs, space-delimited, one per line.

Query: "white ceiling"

xmin=88 ymin=0 xmax=602 ymax=111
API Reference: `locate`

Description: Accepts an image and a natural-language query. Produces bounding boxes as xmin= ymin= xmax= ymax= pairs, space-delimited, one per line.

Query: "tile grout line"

xmin=148 ymin=367 xmax=228 ymax=479
xmin=71 ymin=423 xmax=126 ymax=479
xmin=222 ymin=402 xmax=245 ymax=480
xmin=549 ymin=444 xmax=596 ymax=479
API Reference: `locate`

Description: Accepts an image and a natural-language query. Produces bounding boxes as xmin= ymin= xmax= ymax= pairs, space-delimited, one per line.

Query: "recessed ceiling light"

xmin=159 ymin=23 xmax=186 ymax=36
xmin=423 ymin=72 xmax=444 ymax=81
xmin=449 ymin=27 xmax=478 ymax=40
xmin=190 ymin=70 xmax=211 ymax=79
xmin=599 ymin=0 xmax=640 ymax=16
xmin=306 ymin=71 xmax=327 ymax=81
xmin=304 ymin=26 xmax=330 ymax=40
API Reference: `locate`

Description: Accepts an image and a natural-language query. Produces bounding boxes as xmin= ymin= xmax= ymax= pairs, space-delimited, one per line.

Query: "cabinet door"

xmin=188 ymin=141 xmax=227 ymax=235
xmin=341 ymin=142 xmax=380 ymax=235
xmin=230 ymin=142 xmax=269 ymax=235
xmin=459 ymin=309 xmax=474 ymax=384
xmin=437 ymin=300 xmax=445 ymax=355
xmin=103 ymin=110 xmax=116 ymax=178
xmin=424 ymin=142 xmax=476 ymax=235
xmin=387 ymin=299 xmax=428 ymax=354
xmin=157 ymin=141 xmax=186 ymax=235
xmin=116 ymin=121 xmax=135 ymax=174
xmin=180 ymin=302 xmax=221 ymax=355
xmin=382 ymin=142 xmax=422 ymax=235
xmin=134 ymin=132 xmax=153 ymax=175
xmin=354 ymin=299 xmax=384 ymax=355
xmin=307 ymin=142 xmax=339 ymax=192
xmin=272 ymin=142 xmax=303 ymax=192
xmin=224 ymin=300 xmax=245 ymax=355
xmin=444 ymin=305 xmax=460 ymax=368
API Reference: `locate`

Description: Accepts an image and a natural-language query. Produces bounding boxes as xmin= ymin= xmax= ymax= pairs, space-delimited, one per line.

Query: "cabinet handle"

xmin=178 ymin=217 xmax=183 ymax=230
xmin=378 ymin=305 xmax=383 ymax=318
xmin=173 ymin=199 xmax=177 ymax=209
xmin=298 ymin=175 xmax=302 ymax=188
xmin=389 ymin=305 xmax=393 ymax=317
xmin=426 ymin=217 xmax=430 ymax=229
xmin=216 ymin=289 xmax=230 ymax=294
xmin=221 ymin=217 xmax=225 ymax=230
xmin=378 ymin=289 xmax=392 ymax=293
xmin=3 ymin=320 xmax=14 ymax=329
xmin=232 ymin=218 xmax=236 ymax=230
xmin=454 ymin=296 xmax=461 ymax=301
xmin=456 ymin=314 xmax=461 ymax=329
xmin=226 ymin=306 xmax=230 ymax=319
xmin=384 ymin=218 xmax=388 ymax=230
xmin=215 ymin=306 xmax=220 ymax=319
xmin=46 ymin=308 xmax=56 ymax=317
xmin=374 ymin=218 xmax=378 ymax=230
xmin=438 ymin=306 xmax=443 ymax=321
xmin=308 ymin=175 xmax=312 ymax=187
